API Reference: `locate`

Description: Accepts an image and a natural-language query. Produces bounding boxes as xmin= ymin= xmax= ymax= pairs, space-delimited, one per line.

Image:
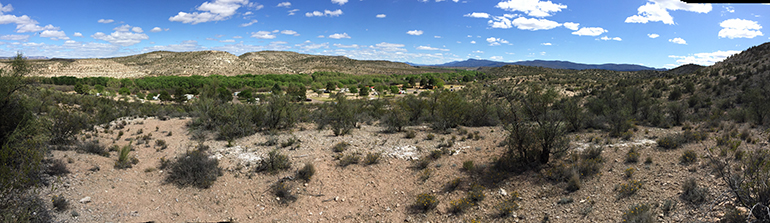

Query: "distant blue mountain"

xmin=428 ymin=59 xmax=666 ymax=71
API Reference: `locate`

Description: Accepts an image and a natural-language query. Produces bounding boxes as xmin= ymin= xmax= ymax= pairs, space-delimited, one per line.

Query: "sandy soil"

xmin=41 ymin=116 xmax=759 ymax=222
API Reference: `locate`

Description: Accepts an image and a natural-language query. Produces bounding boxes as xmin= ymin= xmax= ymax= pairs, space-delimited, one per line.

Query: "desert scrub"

xmin=462 ymin=160 xmax=474 ymax=171
xmin=660 ymin=199 xmax=677 ymax=216
xmin=46 ymin=159 xmax=70 ymax=176
xmin=657 ymin=133 xmax=684 ymax=150
xmin=681 ymin=178 xmax=708 ymax=204
xmin=114 ymin=145 xmax=138 ymax=169
xmin=155 ymin=139 xmax=168 ymax=150
xmin=429 ymin=149 xmax=443 ymax=160
xmin=617 ymin=180 xmax=643 ymax=198
xmin=272 ymin=180 xmax=297 ymax=202
xmin=496 ymin=191 xmax=521 ymax=217
xmin=165 ymin=149 xmax=222 ymax=189
xmin=280 ymin=135 xmax=299 ymax=148
xmin=445 ymin=178 xmax=462 ymax=192
xmin=413 ymin=193 xmax=438 ymax=212
xmin=425 ymin=133 xmax=435 ymax=140
xmin=363 ymin=152 xmax=381 ymax=165
xmin=680 ymin=150 xmax=698 ymax=165
xmin=404 ymin=130 xmax=416 ymax=139
xmin=449 ymin=197 xmax=474 ymax=214
xmin=625 ymin=146 xmax=640 ymax=163
xmin=339 ymin=153 xmax=360 ymax=167
xmin=331 ymin=141 xmax=349 ymax=153
xmin=467 ymin=183 xmax=486 ymax=203
xmin=644 ymin=156 xmax=653 ymax=164
xmin=621 ymin=203 xmax=654 ymax=223
xmin=419 ymin=168 xmax=432 ymax=181
xmin=52 ymin=194 xmax=69 ymax=212
xmin=80 ymin=140 xmax=109 ymax=157
xmin=296 ymin=163 xmax=315 ymax=182
xmin=566 ymin=174 xmax=581 ymax=192
xmin=257 ymin=149 xmax=291 ymax=174
xmin=624 ymin=167 xmax=635 ymax=179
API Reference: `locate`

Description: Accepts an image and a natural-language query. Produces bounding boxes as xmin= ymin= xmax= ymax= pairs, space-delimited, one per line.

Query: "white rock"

xmin=499 ymin=188 xmax=508 ymax=196
xmin=79 ymin=196 xmax=91 ymax=203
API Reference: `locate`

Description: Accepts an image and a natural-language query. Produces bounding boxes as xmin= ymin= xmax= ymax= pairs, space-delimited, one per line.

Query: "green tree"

xmin=262 ymin=95 xmax=298 ymax=130
xmin=174 ymin=87 xmax=187 ymax=103
xmin=94 ymin=84 xmax=105 ymax=93
xmin=271 ymin=83 xmax=283 ymax=94
xmin=286 ymin=83 xmax=306 ymax=102
xmin=74 ymin=82 xmax=88 ymax=95
xmin=382 ymin=100 xmax=409 ymax=132
xmin=325 ymin=81 xmax=337 ymax=91
xmin=389 ymin=86 xmax=399 ymax=94
xmin=158 ymin=90 xmax=172 ymax=102
xmin=359 ymin=86 xmax=370 ymax=97
xmin=216 ymin=86 xmax=232 ymax=102
xmin=239 ymin=89 xmax=253 ymax=103
xmin=316 ymin=94 xmax=357 ymax=136
xmin=119 ymin=87 xmax=130 ymax=95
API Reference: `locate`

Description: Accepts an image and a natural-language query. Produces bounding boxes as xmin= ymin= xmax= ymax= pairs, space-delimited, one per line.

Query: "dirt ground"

xmin=42 ymin=116 xmax=757 ymax=222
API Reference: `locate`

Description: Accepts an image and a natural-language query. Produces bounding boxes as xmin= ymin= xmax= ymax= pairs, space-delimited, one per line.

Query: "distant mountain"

xmin=0 ymin=56 xmax=48 ymax=60
xmin=431 ymin=59 xmax=666 ymax=71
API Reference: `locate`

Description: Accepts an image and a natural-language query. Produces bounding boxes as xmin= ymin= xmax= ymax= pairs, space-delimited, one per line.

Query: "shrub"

xmin=339 ymin=153 xmax=360 ymax=167
xmin=165 ymin=149 xmax=222 ymax=188
xmin=621 ymin=203 xmax=654 ymax=223
xmin=429 ymin=149 xmax=443 ymax=160
xmin=414 ymin=159 xmax=431 ymax=170
xmin=426 ymin=133 xmax=435 ymax=140
xmin=155 ymin=139 xmax=168 ymax=150
xmin=445 ymin=178 xmax=462 ymax=192
xmin=272 ymin=180 xmax=297 ymax=202
xmin=296 ymin=163 xmax=315 ymax=182
xmin=624 ymin=167 xmax=635 ymax=179
xmin=114 ymin=145 xmax=138 ymax=169
xmin=332 ymin=141 xmax=349 ymax=153
xmin=363 ymin=152 xmax=381 ymax=165
xmin=681 ymin=178 xmax=708 ymax=204
xmin=419 ymin=168 xmax=432 ymax=181
xmin=80 ymin=140 xmax=109 ymax=157
xmin=280 ymin=136 xmax=299 ymax=148
xmin=414 ymin=193 xmax=438 ymax=212
xmin=257 ymin=149 xmax=291 ymax=174
xmin=566 ymin=174 xmax=581 ymax=192
xmin=404 ymin=130 xmax=416 ymax=139
xmin=496 ymin=192 xmax=521 ymax=217
xmin=448 ymin=198 xmax=473 ymax=214
xmin=47 ymin=159 xmax=70 ymax=176
xmin=462 ymin=160 xmax=474 ymax=172
xmin=657 ymin=133 xmax=684 ymax=150
xmin=680 ymin=150 xmax=698 ymax=165
xmin=467 ymin=183 xmax=486 ymax=203
xmin=617 ymin=180 xmax=643 ymax=198
xmin=625 ymin=147 xmax=640 ymax=163
xmin=644 ymin=156 xmax=653 ymax=164
xmin=660 ymin=199 xmax=676 ymax=216
xmin=52 ymin=194 xmax=69 ymax=212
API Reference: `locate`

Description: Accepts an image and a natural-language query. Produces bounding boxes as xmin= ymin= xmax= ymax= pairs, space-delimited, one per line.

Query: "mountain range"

xmin=423 ymin=59 xmax=667 ymax=71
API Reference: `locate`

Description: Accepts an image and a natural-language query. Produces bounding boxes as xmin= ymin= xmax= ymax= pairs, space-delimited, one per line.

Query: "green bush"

xmin=467 ymin=183 xmax=486 ymax=203
xmin=657 ymin=133 xmax=684 ymax=150
xmin=621 ymin=203 xmax=654 ymax=223
xmin=339 ymin=153 xmax=360 ymax=167
xmin=296 ymin=163 xmax=315 ymax=182
xmin=114 ymin=145 xmax=138 ymax=169
xmin=624 ymin=167 xmax=635 ymax=179
xmin=462 ymin=160 xmax=474 ymax=171
xmin=448 ymin=197 xmax=473 ymax=214
xmin=257 ymin=149 xmax=291 ymax=174
xmin=617 ymin=180 xmax=642 ymax=198
xmin=46 ymin=159 xmax=70 ymax=176
xmin=332 ymin=141 xmax=349 ymax=153
xmin=496 ymin=191 xmax=521 ymax=217
xmin=414 ymin=193 xmax=438 ymax=212
xmin=625 ymin=147 xmax=640 ymax=163
xmin=79 ymin=140 xmax=109 ymax=157
xmin=445 ymin=178 xmax=462 ymax=192
xmin=681 ymin=178 xmax=708 ymax=204
xmin=51 ymin=194 xmax=69 ymax=212
xmin=165 ymin=149 xmax=222 ymax=189
xmin=363 ymin=152 xmax=381 ymax=165
xmin=660 ymin=199 xmax=676 ymax=216
xmin=680 ymin=150 xmax=697 ymax=165
xmin=272 ymin=180 xmax=296 ymax=202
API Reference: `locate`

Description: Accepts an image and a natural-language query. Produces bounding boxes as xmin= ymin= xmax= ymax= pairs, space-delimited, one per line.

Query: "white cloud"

xmin=470 ymin=41 xmax=476 ymax=44
xmin=251 ymin=31 xmax=276 ymax=39
xmin=277 ymin=2 xmax=291 ymax=7
xmin=332 ymin=0 xmax=348 ymax=5
xmin=490 ymin=56 xmax=503 ymax=60
xmin=295 ymin=40 xmax=329 ymax=51
xmin=668 ymin=37 xmax=686 ymax=44
xmin=92 ymin=25 xmax=149 ymax=46
xmin=495 ymin=0 xmax=567 ymax=17
xmin=281 ymin=30 xmax=300 ymax=36
xmin=288 ymin=9 xmax=299 ymax=15
xmin=306 ymin=9 xmax=343 ymax=17
xmin=334 ymin=43 xmax=359 ymax=48
xmin=541 ymin=42 xmax=552 ymax=45
xmin=0 ymin=3 xmax=12 ymax=13
xmin=374 ymin=42 xmax=406 ymax=51
xmin=486 ymin=37 xmax=510 ymax=46
xmin=131 ymin=27 xmax=143 ymax=33
xmin=169 ymin=0 xmax=250 ymax=24
xmin=668 ymin=50 xmax=740 ymax=66
xmin=239 ymin=20 xmax=258 ymax=27
xmin=647 ymin=33 xmax=660 ymax=38
xmin=327 ymin=33 xmax=351 ymax=39
xmin=150 ymin=27 xmax=163 ymax=32
xmin=0 ymin=9 xmax=60 ymax=34
xmin=0 ymin=34 xmax=28 ymax=41
xmin=416 ymin=45 xmax=449 ymax=51
xmin=98 ymin=19 xmax=114 ymax=24
xmin=376 ymin=14 xmax=386 ymax=18
xmin=233 ymin=36 xmax=243 ymax=39
xmin=598 ymin=36 xmax=622 ymax=41
xmin=507 ymin=17 xmax=561 ymax=30
xmin=407 ymin=30 xmax=424 ymax=35
xmin=563 ymin=22 xmax=579 ymax=30
xmin=73 ymin=32 xmax=83 ymax=37
xmin=144 ymin=40 xmax=204 ymax=52
xmin=571 ymin=27 xmax=607 ymax=36
xmin=317 ymin=35 xmax=325 ymax=38
xmin=220 ymin=39 xmax=236 ymax=43
xmin=625 ymin=0 xmax=711 ymax=25
xmin=718 ymin=18 xmax=763 ymax=39
xmin=472 ymin=50 xmax=484 ymax=54
xmin=40 ymin=30 xmax=69 ymax=40
xmin=434 ymin=36 xmax=441 ymax=38
xmin=464 ymin=12 xmax=490 ymax=18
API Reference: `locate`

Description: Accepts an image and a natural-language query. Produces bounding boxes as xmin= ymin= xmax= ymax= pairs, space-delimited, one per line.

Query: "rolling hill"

xmin=431 ymin=59 xmax=667 ymax=71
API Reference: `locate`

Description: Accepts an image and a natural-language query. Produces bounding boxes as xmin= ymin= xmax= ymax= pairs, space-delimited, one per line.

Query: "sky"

xmin=0 ymin=0 xmax=767 ymax=68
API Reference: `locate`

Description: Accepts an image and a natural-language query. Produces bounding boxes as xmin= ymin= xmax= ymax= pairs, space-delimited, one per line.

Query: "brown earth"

xmin=41 ymin=116 xmax=759 ymax=222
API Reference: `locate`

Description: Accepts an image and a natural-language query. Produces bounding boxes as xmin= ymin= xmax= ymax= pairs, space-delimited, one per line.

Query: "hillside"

xmin=0 ymin=50 xmax=443 ymax=78
xmin=432 ymin=59 xmax=666 ymax=71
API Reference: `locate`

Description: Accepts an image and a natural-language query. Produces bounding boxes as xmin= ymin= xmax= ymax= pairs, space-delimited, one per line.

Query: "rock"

xmin=499 ymin=188 xmax=508 ymax=196
xmin=79 ymin=196 xmax=91 ymax=203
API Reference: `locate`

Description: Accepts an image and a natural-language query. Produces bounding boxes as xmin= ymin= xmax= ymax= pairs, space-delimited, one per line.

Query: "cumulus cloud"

xmin=328 ymin=33 xmax=351 ymax=39
xmin=40 ymin=30 xmax=69 ymax=40
xmin=718 ymin=18 xmax=763 ymax=39
xmin=334 ymin=43 xmax=359 ymax=48
xmin=295 ymin=40 xmax=329 ymax=51
xmin=98 ymin=19 xmax=114 ymax=24
xmin=144 ymin=40 xmax=204 ymax=52
xmin=220 ymin=39 xmax=236 ymax=43
xmin=131 ymin=27 xmax=143 ymax=33
xmin=375 ymin=42 xmax=406 ymax=51
xmin=407 ymin=30 xmax=424 ymax=35
xmin=509 ymin=17 xmax=561 ymax=30
xmin=464 ymin=12 xmax=490 ymax=18
xmin=73 ymin=32 xmax=83 ymax=37
xmin=668 ymin=37 xmax=686 ymax=44
xmin=239 ymin=20 xmax=258 ymax=27
xmin=472 ymin=50 xmax=484 ymax=54
xmin=470 ymin=41 xmax=476 ymax=44
xmin=0 ymin=5 xmax=60 ymax=33
xmin=625 ymin=0 xmax=711 ymax=25
xmin=281 ymin=30 xmax=300 ymax=36
xmin=169 ymin=0 xmax=250 ymax=24
xmin=647 ymin=33 xmax=660 ymax=38
xmin=416 ymin=45 xmax=449 ymax=51
xmin=598 ymin=36 xmax=622 ymax=41
xmin=251 ymin=31 xmax=276 ymax=39
xmin=376 ymin=14 xmax=386 ymax=18
xmin=490 ymin=56 xmax=503 ymax=60
xmin=332 ymin=0 xmax=348 ymax=5
xmin=541 ymin=42 xmax=552 ymax=45
xmin=92 ymin=25 xmax=149 ymax=46
xmin=0 ymin=34 xmax=28 ymax=41
xmin=486 ymin=37 xmax=510 ymax=46
xmin=563 ymin=22 xmax=579 ymax=30
xmin=495 ymin=0 xmax=567 ymax=17
xmin=277 ymin=2 xmax=291 ymax=7
xmin=305 ymin=9 xmax=343 ymax=17
xmin=669 ymin=50 xmax=740 ymax=66
xmin=571 ymin=27 xmax=607 ymax=36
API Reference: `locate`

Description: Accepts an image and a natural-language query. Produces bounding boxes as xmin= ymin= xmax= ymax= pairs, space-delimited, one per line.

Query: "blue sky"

xmin=0 ymin=0 xmax=767 ymax=68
